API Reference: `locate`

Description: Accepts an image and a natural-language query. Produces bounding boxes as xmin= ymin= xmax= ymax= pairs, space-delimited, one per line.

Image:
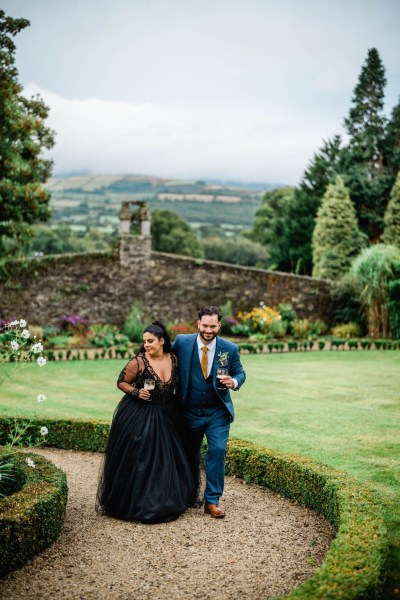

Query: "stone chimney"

xmin=118 ymin=201 xmax=152 ymax=267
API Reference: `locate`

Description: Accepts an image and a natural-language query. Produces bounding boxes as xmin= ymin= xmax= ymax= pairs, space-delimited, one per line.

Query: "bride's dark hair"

xmin=139 ymin=321 xmax=172 ymax=353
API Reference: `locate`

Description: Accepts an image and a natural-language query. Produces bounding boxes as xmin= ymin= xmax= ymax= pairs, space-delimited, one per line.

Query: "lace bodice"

xmin=117 ymin=353 xmax=179 ymax=405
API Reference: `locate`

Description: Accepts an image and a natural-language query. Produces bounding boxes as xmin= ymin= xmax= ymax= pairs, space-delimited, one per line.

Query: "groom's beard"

xmin=199 ymin=331 xmax=218 ymax=344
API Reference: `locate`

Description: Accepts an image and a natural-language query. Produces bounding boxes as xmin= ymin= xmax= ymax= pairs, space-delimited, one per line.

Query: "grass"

xmin=0 ymin=351 xmax=399 ymax=596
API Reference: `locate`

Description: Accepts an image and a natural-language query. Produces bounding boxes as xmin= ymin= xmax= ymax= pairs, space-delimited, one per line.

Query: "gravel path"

xmin=1 ymin=448 xmax=335 ymax=600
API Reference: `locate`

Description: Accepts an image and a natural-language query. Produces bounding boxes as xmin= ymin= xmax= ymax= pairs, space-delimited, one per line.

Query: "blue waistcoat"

xmin=186 ymin=347 xmax=221 ymax=409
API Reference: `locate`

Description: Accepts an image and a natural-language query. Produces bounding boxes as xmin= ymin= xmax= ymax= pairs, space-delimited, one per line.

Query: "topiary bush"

xmin=0 ymin=450 xmax=67 ymax=578
xmin=225 ymin=439 xmax=387 ymax=600
xmin=0 ymin=417 xmax=110 ymax=452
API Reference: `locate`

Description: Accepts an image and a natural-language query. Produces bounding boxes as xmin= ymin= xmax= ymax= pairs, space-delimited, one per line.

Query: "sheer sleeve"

xmin=117 ymin=355 xmax=144 ymax=396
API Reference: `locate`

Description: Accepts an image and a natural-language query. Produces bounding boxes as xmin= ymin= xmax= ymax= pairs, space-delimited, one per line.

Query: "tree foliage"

xmin=282 ymin=136 xmax=344 ymax=273
xmin=0 ymin=10 xmax=55 ymax=256
xmin=151 ymin=209 xmax=204 ymax=258
xmin=343 ymin=48 xmax=394 ymax=242
xmin=244 ymin=186 xmax=294 ymax=269
xmin=350 ymin=244 xmax=400 ymax=338
xmin=248 ymin=49 xmax=399 ymax=275
xmin=383 ymin=172 xmax=400 ymax=247
xmin=312 ymin=176 xmax=365 ymax=279
xmin=202 ymin=236 xmax=269 ymax=267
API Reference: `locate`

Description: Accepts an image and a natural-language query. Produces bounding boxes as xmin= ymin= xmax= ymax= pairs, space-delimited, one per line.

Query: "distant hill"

xmin=46 ymin=174 xmax=282 ymax=233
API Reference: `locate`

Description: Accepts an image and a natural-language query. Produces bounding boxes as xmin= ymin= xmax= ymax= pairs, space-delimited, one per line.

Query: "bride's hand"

xmin=138 ymin=388 xmax=151 ymax=401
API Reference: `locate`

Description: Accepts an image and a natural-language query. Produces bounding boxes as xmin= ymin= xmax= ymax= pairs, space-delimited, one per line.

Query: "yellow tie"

xmin=201 ymin=346 xmax=208 ymax=379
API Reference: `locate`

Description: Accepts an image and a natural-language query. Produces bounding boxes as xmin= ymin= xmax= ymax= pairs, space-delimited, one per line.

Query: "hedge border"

xmin=0 ymin=449 xmax=68 ymax=578
xmin=0 ymin=417 xmax=387 ymax=598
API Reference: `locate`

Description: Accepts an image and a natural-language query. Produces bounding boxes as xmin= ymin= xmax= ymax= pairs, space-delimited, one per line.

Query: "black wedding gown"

xmin=96 ymin=353 xmax=196 ymax=524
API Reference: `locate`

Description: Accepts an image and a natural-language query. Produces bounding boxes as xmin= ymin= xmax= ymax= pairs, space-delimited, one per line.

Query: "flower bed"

xmin=0 ymin=417 xmax=388 ymax=597
xmin=0 ymin=450 xmax=68 ymax=578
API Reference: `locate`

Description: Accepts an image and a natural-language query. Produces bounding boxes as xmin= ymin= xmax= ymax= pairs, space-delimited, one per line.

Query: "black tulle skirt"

xmin=96 ymin=395 xmax=196 ymax=524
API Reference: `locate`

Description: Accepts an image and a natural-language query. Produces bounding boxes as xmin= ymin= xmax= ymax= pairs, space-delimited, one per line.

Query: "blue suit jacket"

xmin=172 ymin=334 xmax=246 ymax=422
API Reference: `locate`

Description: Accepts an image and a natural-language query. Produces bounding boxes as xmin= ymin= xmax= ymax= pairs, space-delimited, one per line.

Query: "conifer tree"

xmin=383 ymin=172 xmax=400 ymax=247
xmin=343 ymin=48 xmax=392 ymax=242
xmin=312 ymin=175 xmax=365 ymax=280
xmin=280 ymin=135 xmax=344 ymax=274
xmin=0 ymin=10 xmax=54 ymax=256
xmin=383 ymin=98 xmax=400 ymax=176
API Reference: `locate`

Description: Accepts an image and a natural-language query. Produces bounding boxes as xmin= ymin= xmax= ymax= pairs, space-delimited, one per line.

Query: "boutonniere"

xmin=218 ymin=351 xmax=229 ymax=366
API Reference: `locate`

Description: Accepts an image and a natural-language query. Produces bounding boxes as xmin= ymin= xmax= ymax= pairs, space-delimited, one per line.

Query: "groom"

xmin=172 ymin=305 xmax=246 ymax=518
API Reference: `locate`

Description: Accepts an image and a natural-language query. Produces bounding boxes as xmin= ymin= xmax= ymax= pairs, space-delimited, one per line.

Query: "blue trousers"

xmin=184 ymin=405 xmax=231 ymax=505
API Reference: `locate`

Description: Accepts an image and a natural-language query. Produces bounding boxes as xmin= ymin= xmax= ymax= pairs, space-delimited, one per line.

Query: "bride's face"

xmin=143 ymin=332 xmax=164 ymax=356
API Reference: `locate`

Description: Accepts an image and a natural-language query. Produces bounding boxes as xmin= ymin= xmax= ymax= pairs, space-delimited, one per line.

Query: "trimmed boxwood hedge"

xmin=0 ymin=417 xmax=110 ymax=452
xmin=0 ymin=450 xmax=68 ymax=578
xmin=225 ymin=439 xmax=387 ymax=600
xmin=0 ymin=418 xmax=387 ymax=598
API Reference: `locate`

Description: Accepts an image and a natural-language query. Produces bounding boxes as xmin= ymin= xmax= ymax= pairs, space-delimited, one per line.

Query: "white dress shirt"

xmin=196 ymin=335 xmax=238 ymax=388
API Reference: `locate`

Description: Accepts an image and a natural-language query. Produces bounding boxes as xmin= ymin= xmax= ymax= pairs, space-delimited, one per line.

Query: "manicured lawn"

xmin=0 ymin=351 xmax=399 ymax=596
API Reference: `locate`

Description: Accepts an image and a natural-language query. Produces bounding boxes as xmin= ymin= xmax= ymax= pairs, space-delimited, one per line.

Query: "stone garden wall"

xmin=0 ymin=236 xmax=331 ymax=326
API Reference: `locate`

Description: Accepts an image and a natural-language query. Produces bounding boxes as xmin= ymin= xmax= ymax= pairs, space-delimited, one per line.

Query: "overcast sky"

xmin=3 ymin=0 xmax=400 ymax=185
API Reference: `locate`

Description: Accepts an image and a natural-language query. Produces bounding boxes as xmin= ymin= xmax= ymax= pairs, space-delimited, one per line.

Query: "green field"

xmin=0 ymin=351 xmax=399 ymax=595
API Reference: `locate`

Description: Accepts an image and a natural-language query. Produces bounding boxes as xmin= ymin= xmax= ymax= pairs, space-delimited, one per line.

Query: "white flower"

xmin=37 ymin=356 xmax=47 ymax=367
xmin=40 ymin=426 xmax=48 ymax=436
xmin=21 ymin=329 xmax=30 ymax=339
xmin=9 ymin=320 xmax=19 ymax=327
xmin=31 ymin=342 xmax=44 ymax=354
xmin=19 ymin=319 xmax=27 ymax=327
xmin=37 ymin=394 xmax=47 ymax=403
xmin=26 ymin=457 xmax=36 ymax=468
xmin=10 ymin=340 xmax=19 ymax=350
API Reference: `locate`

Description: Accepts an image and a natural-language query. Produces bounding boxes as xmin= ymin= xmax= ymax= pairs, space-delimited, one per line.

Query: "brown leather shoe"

xmin=204 ymin=503 xmax=225 ymax=518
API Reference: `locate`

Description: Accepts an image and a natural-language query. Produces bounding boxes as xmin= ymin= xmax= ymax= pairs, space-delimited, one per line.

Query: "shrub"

xmin=28 ymin=324 xmax=44 ymax=340
xmin=0 ymin=451 xmax=67 ymax=578
xmin=61 ymin=315 xmax=89 ymax=335
xmin=318 ymin=340 xmax=326 ymax=350
xmin=331 ymin=322 xmax=362 ymax=338
xmin=231 ymin=323 xmax=252 ymax=337
xmin=360 ymin=339 xmax=372 ymax=349
xmin=237 ymin=303 xmax=281 ymax=335
xmin=350 ymin=244 xmax=400 ymax=338
xmin=220 ymin=300 xmax=238 ymax=335
xmin=87 ymin=324 xmax=120 ymax=348
xmin=225 ymin=439 xmax=387 ymax=600
xmin=309 ymin=319 xmax=328 ymax=336
xmin=167 ymin=322 xmax=197 ymax=339
xmin=293 ymin=318 xmax=311 ymax=339
xmin=270 ymin=318 xmax=287 ymax=338
xmin=331 ymin=338 xmax=346 ymax=349
xmin=238 ymin=343 xmax=257 ymax=354
xmin=348 ymin=340 xmax=359 ymax=350
xmin=287 ymin=341 xmax=298 ymax=351
xmin=278 ymin=303 xmax=297 ymax=334
xmin=123 ymin=302 xmax=145 ymax=343
xmin=46 ymin=335 xmax=71 ymax=348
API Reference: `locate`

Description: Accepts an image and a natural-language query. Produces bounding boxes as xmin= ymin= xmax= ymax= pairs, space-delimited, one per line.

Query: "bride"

xmin=96 ymin=321 xmax=196 ymax=523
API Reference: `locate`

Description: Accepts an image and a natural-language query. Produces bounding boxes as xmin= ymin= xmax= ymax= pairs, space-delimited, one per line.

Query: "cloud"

xmin=25 ymin=83 xmax=341 ymax=185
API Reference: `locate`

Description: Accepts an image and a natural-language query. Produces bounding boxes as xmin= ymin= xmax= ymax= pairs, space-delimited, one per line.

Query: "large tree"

xmin=312 ymin=175 xmax=365 ymax=280
xmin=383 ymin=97 xmax=400 ymax=176
xmin=244 ymin=186 xmax=294 ymax=269
xmin=383 ymin=172 xmax=400 ymax=247
xmin=343 ymin=48 xmax=393 ymax=242
xmin=280 ymin=136 xmax=344 ymax=273
xmin=0 ymin=10 xmax=54 ymax=256
xmin=151 ymin=209 xmax=204 ymax=258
